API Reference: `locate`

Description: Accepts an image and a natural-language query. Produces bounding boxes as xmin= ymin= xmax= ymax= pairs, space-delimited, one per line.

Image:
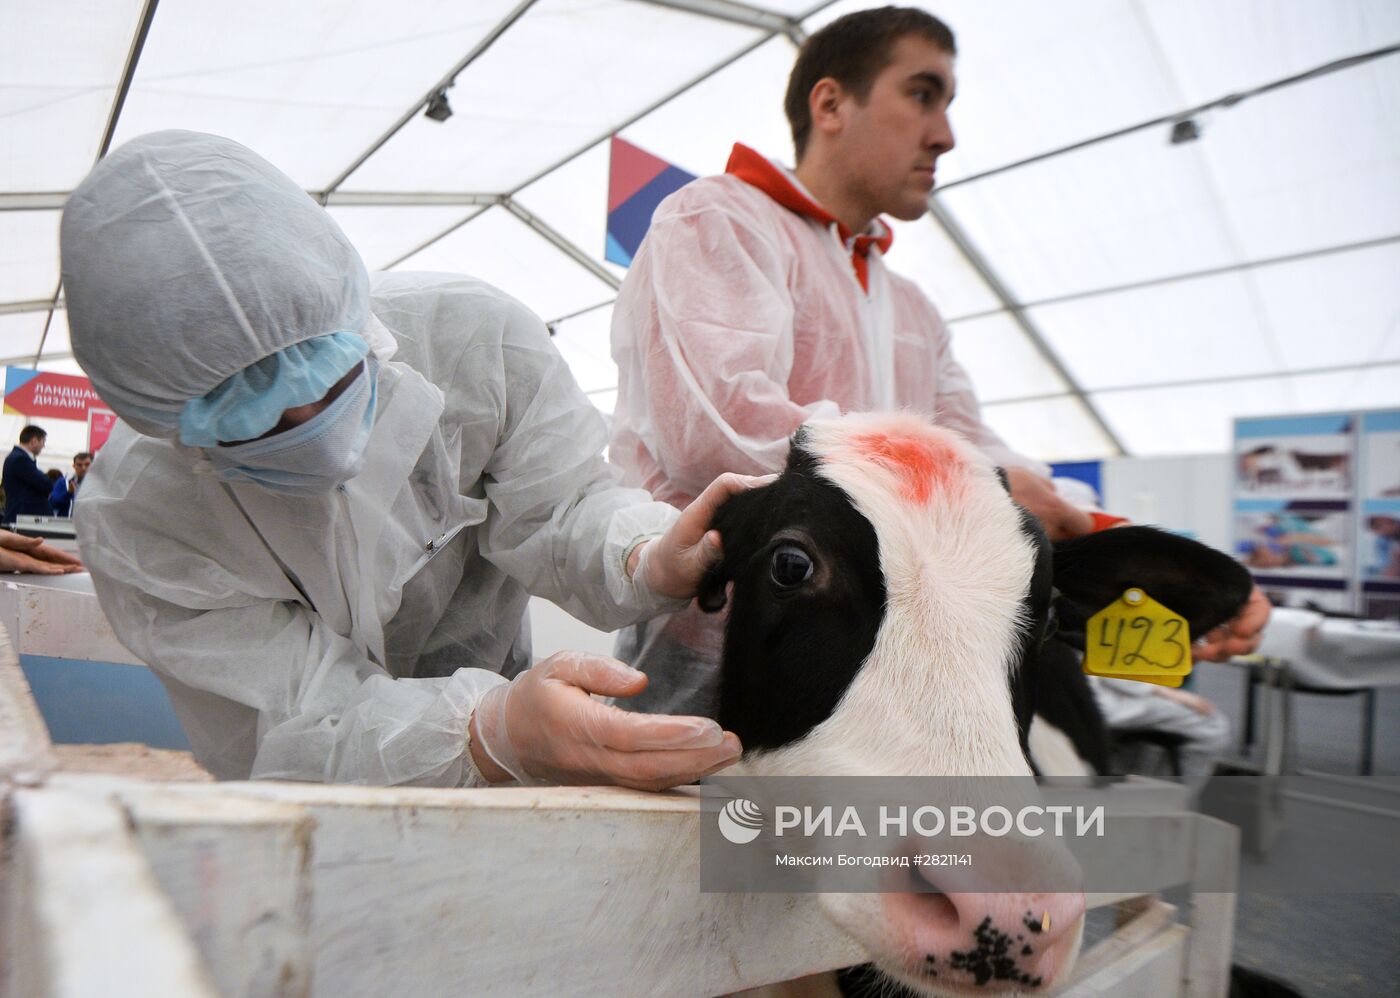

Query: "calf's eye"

xmin=770 ymin=545 xmax=814 ymax=588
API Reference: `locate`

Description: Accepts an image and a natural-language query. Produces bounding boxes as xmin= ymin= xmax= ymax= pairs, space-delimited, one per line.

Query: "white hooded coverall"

xmin=63 ymin=131 xmax=681 ymax=786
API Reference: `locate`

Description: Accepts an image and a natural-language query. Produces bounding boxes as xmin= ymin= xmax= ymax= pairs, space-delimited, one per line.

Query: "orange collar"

xmin=725 ymin=143 xmax=892 ymax=291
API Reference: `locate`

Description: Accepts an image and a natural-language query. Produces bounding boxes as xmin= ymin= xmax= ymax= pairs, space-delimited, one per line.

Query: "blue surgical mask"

xmin=206 ymin=359 xmax=378 ymax=495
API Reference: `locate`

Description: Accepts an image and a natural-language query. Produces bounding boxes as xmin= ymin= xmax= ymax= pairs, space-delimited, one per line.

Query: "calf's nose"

xmin=883 ymin=883 xmax=1085 ymax=990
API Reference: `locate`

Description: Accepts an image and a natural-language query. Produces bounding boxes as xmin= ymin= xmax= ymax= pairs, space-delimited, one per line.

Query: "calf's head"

xmin=698 ymin=413 xmax=1252 ymax=995
xmin=700 ymin=413 xmax=1053 ymax=780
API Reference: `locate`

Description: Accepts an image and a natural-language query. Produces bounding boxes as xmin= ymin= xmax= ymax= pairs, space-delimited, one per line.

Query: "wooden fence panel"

xmin=1 ymin=788 xmax=218 ymax=998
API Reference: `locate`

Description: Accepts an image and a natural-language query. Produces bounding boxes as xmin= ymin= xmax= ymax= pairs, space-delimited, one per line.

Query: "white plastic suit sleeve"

xmin=1087 ymin=674 xmax=1158 ymax=703
xmin=91 ymin=575 xmax=509 ymax=786
xmin=476 ymin=306 xmax=686 ymax=627
xmin=621 ymin=203 xmax=843 ymax=496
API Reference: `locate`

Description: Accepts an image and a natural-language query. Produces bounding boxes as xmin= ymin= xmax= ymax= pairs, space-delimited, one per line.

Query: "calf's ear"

xmin=694 ymin=486 xmax=766 ymax=614
xmin=697 ymin=565 xmax=731 ymax=613
xmin=1051 ymin=526 xmax=1253 ymax=637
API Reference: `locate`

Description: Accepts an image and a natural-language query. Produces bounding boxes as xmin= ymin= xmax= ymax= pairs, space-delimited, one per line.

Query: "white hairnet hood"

xmin=61 ymin=130 xmax=370 ymax=438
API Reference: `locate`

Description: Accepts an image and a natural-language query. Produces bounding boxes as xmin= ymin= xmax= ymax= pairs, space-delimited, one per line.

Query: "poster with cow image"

xmin=1359 ymin=410 xmax=1400 ymax=500
xmin=1356 ymin=410 xmax=1400 ymax=618
xmin=1234 ymin=414 xmax=1354 ymax=498
xmin=1234 ymin=412 xmax=1359 ymax=612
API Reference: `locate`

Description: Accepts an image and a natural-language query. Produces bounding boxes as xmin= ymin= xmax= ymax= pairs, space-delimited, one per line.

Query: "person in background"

xmin=50 ymin=451 xmax=92 ymax=517
xmin=3 ymin=425 xmax=54 ymax=522
xmin=60 ymin=130 xmax=755 ymax=790
xmin=1089 ymin=676 xmax=1232 ymax=796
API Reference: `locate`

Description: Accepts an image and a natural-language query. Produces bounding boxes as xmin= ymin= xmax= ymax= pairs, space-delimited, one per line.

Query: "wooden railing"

xmin=1 ymin=613 xmax=1237 ymax=998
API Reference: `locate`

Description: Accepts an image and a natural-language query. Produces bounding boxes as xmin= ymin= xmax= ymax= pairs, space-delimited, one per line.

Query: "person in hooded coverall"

xmin=608 ymin=6 xmax=1270 ymax=718
xmin=61 ymin=130 xmax=751 ymax=789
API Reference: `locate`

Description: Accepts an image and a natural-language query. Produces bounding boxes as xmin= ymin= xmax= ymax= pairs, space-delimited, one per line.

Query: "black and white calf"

xmin=697 ymin=413 xmax=1252 ymax=996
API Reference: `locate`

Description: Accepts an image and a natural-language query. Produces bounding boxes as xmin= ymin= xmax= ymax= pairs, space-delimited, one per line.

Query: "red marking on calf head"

xmin=851 ymin=430 xmax=962 ymax=504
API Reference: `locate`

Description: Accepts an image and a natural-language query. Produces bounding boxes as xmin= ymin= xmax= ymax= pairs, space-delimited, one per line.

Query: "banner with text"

xmin=4 ymin=368 xmax=106 ymax=423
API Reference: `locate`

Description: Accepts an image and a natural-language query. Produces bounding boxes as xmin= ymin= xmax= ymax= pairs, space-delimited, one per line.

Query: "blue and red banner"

xmin=605 ymin=136 xmax=696 ymax=267
xmin=4 ymin=368 xmax=106 ymax=422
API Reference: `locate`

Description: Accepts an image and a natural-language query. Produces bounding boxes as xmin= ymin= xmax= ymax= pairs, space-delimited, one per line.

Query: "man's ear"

xmin=1051 ymin=526 xmax=1253 ymax=636
xmin=808 ymin=77 xmax=848 ymax=138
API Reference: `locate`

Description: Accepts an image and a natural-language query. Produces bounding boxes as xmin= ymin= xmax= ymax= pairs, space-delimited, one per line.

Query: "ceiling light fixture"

xmin=424 ymin=87 xmax=454 ymax=123
xmin=1169 ymin=117 xmax=1200 ymax=144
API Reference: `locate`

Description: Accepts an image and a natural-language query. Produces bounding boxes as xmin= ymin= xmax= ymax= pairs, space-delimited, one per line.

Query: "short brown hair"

xmin=784 ymin=6 xmax=956 ymax=160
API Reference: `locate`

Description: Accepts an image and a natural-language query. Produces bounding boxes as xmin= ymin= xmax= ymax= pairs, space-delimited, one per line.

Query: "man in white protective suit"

xmin=608 ymin=6 xmax=1269 ymax=717
xmin=62 ymin=130 xmax=752 ymax=789
xmin=608 ymin=7 xmax=1090 ymax=716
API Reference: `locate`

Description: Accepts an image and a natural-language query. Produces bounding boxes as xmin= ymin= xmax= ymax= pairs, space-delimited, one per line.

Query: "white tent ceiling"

xmin=2 ymin=0 xmax=1397 ymax=460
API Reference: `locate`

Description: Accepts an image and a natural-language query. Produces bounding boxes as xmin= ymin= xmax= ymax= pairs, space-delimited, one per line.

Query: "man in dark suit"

xmin=3 ymin=425 xmax=54 ymax=522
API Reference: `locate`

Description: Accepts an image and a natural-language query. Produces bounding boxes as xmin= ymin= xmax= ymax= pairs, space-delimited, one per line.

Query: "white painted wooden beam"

xmin=0 ymin=624 xmax=55 ymax=784
xmin=1061 ymin=897 xmax=1176 ymax=994
xmin=0 ymin=579 xmax=144 ymax=666
xmin=2 ymin=788 xmax=219 ymax=998
xmin=1064 ymin=923 xmax=1190 ymax=997
xmin=26 ymin=775 xmax=1237 ymax=997
xmin=1182 ymin=817 xmax=1238 ymax=998
xmin=53 ymin=778 xmax=867 ymax=996
xmin=118 ymin=788 xmax=315 ymax=998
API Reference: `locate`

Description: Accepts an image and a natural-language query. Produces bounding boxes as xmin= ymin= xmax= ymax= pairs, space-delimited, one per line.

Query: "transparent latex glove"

xmin=470 ymin=652 xmax=742 ymax=790
xmin=630 ymin=472 xmax=777 ymax=601
xmin=1193 ymin=584 xmax=1271 ymax=662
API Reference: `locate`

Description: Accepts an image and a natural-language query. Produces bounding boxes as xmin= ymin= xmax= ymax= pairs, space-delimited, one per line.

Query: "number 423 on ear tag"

xmin=1082 ymin=588 xmax=1192 ymax=688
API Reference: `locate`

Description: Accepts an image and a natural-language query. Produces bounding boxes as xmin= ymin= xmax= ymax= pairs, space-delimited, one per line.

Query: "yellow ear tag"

xmin=1082 ymin=588 xmax=1192 ymax=688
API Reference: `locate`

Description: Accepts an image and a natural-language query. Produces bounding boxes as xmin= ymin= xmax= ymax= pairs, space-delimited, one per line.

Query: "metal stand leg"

xmin=1276 ymin=666 xmax=1294 ymax=780
xmin=1254 ymin=661 xmax=1287 ymax=855
xmin=1241 ymin=668 xmax=1257 ymax=751
xmin=1361 ymin=689 xmax=1377 ymax=777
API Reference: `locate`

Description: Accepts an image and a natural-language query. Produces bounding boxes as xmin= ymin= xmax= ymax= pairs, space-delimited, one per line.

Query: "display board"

xmin=1234 ymin=409 xmax=1400 ymax=620
xmin=86 ymin=407 xmax=117 ymax=452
